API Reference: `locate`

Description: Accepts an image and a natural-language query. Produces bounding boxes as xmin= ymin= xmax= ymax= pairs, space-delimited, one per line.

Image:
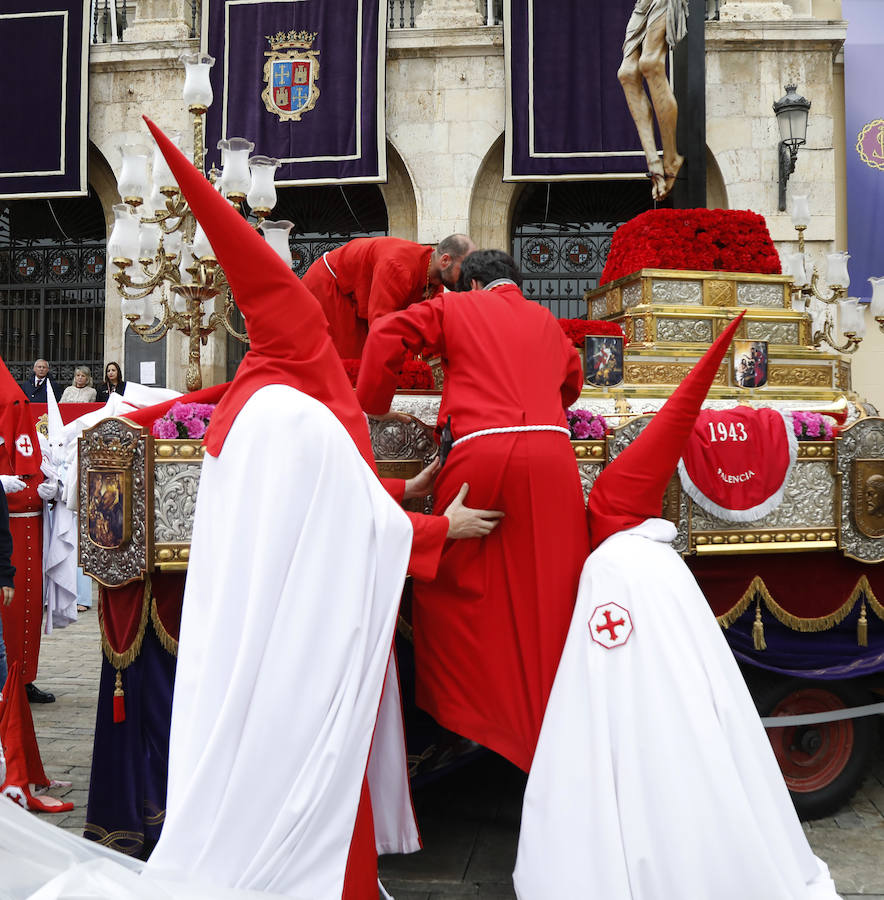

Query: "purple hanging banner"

xmin=843 ymin=0 xmax=884 ymax=302
xmin=0 ymin=1 xmax=89 ymax=198
xmin=205 ymin=0 xmax=385 ymax=185
xmin=504 ymin=0 xmax=650 ymax=181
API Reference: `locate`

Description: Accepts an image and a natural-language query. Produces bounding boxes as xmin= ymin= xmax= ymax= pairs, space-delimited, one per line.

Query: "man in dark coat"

xmin=19 ymin=360 xmax=62 ymax=403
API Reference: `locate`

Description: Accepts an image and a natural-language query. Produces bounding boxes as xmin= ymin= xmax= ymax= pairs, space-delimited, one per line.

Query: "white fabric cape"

xmin=514 ymin=518 xmax=841 ymax=900
xmin=144 ymin=385 xmax=418 ymax=896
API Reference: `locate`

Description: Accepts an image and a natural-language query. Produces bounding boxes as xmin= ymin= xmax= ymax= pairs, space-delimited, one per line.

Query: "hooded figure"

xmin=514 ymin=313 xmax=841 ymax=899
xmin=139 ymin=118 xmax=419 ymax=898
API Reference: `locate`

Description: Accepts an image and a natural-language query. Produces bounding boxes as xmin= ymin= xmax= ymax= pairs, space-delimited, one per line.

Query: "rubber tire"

xmin=754 ymin=677 xmax=878 ymax=821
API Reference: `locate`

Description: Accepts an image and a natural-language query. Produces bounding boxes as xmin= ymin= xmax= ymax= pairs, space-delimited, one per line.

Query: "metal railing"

xmin=89 ymin=0 xmax=200 ymax=43
xmin=387 ymin=0 xmax=504 ymax=29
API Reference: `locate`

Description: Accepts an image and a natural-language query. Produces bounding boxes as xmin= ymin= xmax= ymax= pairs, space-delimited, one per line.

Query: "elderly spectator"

xmin=59 ymin=366 xmax=97 ymax=404
xmin=19 ymin=360 xmax=62 ymax=403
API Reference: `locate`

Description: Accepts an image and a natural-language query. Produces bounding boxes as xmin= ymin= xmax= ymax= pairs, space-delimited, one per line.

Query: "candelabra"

xmin=782 ymin=195 xmax=864 ymax=355
xmin=108 ymin=52 xmax=293 ymax=391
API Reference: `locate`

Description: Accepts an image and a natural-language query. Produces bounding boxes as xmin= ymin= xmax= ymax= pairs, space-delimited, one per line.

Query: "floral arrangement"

xmin=559 ymin=319 xmax=625 ymax=347
xmin=791 ymin=411 xmax=836 ymax=441
xmin=151 ymin=402 xmax=216 ymax=440
xmin=342 ymin=358 xmax=435 ymax=391
xmin=600 ymin=209 xmax=781 ymax=285
xmin=566 ymin=408 xmax=608 ymax=441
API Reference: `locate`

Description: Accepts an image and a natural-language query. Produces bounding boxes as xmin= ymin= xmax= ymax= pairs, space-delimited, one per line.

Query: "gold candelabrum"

xmin=110 ymin=53 xmax=287 ymax=392
xmin=789 ymin=224 xmax=862 ymax=355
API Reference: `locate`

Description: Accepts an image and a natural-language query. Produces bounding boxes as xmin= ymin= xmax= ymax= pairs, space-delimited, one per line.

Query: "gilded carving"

xmin=853 ymin=459 xmax=884 ymax=538
xmin=651 ymin=279 xmax=702 ymax=305
xmin=767 ymin=365 xmax=833 ymax=388
xmin=705 ymin=279 xmax=735 ymax=307
xmin=624 ymin=362 xmax=728 ymax=386
xmin=838 ymin=362 xmax=852 ymax=392
xmin=606 ymin=290 xmax=621 ymax=316
xmin=838 ymin=418 xmax=884 ymax=562
xmin=656 ymin=318 xmax=713 ymax=343
xmin=737 ymin=282 xmax=786 ymax=309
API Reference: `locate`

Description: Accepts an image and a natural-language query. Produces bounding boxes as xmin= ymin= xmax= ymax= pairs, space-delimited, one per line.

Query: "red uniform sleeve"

xmin=561 ymin=337 xmax=584 ymax=409
xmin=380 ymin=477 xmax=406 ymax=504
xmin=403 ymin=510 xmax=448 ymax=582
xmin=357 ymin=296 xmax=447 ymax=415
xmin=365 ymin=259 xmax=412 ymax=324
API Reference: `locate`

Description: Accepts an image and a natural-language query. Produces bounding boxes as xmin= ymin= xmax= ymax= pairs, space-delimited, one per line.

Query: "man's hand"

xmin=0 ymin=475 xmax=26 ymax=494
xmin=2 ymin=586 xmax=13 ymax=606
xmin=403 ymin=458 xmax=441 ymax=500
xmin=37 ymin=477 xmax=59 ymax=502
xmin=443 ymin=483 xmax=504 ymax=539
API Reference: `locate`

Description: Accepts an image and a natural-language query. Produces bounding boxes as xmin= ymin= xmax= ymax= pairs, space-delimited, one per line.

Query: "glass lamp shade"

xmin=137 ymin=296 xmax=157 ymax=327
xmin=108 ymin=204 xmax=141 ymax=261
xmin=151 ymin=130 xmax=182 ymax=191
xmin=178 ymin=243 xmax=194 ymax=284
xmin=869 ymin=277 xmax=884 ymax=317
xmin=120 ymin=296 xmax=142 ymax=317
xmin=163 ymin=228 xmax=183 ymax=258
xmin=247 ymin=156 xmax=280 ymax=211
xmin=192 ymin=222 xmax=215 ymax=260
xmin=788 ymin=252 xmax=808 ymax=287
xmin=838 ymin=297 xmax=863 ymax=336
xmin=218 ymin=138 xmax=254 ymax=196
xmin=118 ymin=144 xmax=150 ymax=203
xmin=826 ymin=251 xmax=850 ymax=288
xmin=790 ymin=194 xmax=811 ymax=229
xmin=773 ymin=84 xmax=811 ymax=145
xmin=258 ymin=220 xmax=295 ymax=268
xmin=138 ymin=222 xmax=161 ymax=261
xmin=180 ymin=52 xmax=215 ymax=109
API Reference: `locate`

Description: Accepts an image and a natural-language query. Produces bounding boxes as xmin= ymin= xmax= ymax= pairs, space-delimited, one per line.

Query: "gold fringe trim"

xmin=98 ymin=576 xmax=151 ymax=670
xmin=82 ymin=823 xmax=144 ymax=856
xmin=150 ymin=596 xmax=179 ymax=658
xmin=716 ymin=574 xmax=884 ymax=647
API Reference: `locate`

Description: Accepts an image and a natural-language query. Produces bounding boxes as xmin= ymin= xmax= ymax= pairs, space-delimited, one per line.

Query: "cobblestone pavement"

xmin=23 ymin=611 xmax=884 ymax=898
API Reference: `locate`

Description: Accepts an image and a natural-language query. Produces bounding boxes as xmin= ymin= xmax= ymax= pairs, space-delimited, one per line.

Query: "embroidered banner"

xmin=0 ymin=0 xmax=89 ymax=198
xmin=204 ymin=0 xmax=385 ymax=185
xmin=504 ymin=0 xmax=652 ymax=181
xmin=677 ymin=408 xmax=797 ymax=522
xmin=843 ymin=0 xmax=884 ymax=302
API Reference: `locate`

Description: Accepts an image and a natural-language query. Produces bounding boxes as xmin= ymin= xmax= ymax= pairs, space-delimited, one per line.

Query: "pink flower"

xmin=169 ymin=402 xmax=193 ymax=423
xmin=152 ymin=418 xmax=178 ymax=439
xmin=185 ymin=417 xmax=207 ymax=439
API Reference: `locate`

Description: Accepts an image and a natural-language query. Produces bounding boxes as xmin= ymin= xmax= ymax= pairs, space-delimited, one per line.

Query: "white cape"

xmin=514 ymin=518 xmax=841 ymax=900
xmin=144 ymin=385 xmax=418 ymax=896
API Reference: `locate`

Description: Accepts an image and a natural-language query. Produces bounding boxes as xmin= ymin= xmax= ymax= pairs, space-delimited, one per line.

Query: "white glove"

xmin=37 ymin=478 xmax=59 ymax=501
xmin=0 ymin=475 xmax=26 ymax=494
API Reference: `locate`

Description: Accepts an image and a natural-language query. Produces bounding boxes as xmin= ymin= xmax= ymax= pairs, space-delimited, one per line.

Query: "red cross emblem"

xmin=589 ymin=602 xmax=633 ymax=649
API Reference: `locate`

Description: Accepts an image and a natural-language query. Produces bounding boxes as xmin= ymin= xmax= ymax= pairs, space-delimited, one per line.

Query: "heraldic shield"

xmin=262 ymin=30 xmax=320 ymax=122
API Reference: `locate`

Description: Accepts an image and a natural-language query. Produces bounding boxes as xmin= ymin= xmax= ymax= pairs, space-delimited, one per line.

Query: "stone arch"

xmin=706 ymin=146 xmax=729 ymax=210
xmin=381 ymin=139 xmax=418 ymax=242
xmin=468 ymin=134 xmax=522 ymax=251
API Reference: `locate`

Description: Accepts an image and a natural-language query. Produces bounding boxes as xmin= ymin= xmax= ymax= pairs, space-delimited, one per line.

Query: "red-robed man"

xmin=302 ymin=234 xmax=475 ymax=359
xmin=357 ymin=249 xmax=590 ymax=772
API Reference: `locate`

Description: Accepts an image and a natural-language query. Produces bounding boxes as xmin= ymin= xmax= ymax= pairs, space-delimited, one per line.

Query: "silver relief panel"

xmin=592 ymin=297 xmax=607 ymax=318
xmin=746 ymin=320 xmax=799 ymax=345
xmin=622 ymin=283 xmax=642 ymax=309
xmin=651 ymin=279 xmax=703 ymax=305
xmin=838 ymin=418 xmax=884 ymax=562
xmin=657 ymin=318 xmax=714 ymax=343
xmin=737 ymin=282 xmax=785 ymax=309
xmin=154 ymin=463 xmax=201 ymax=544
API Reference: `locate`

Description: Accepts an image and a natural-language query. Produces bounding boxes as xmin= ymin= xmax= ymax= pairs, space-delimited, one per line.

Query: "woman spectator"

xmin=95 ymin=362 xmax=126 ymax=403
xmin=59 ymin=366 xmax=97 ymax=403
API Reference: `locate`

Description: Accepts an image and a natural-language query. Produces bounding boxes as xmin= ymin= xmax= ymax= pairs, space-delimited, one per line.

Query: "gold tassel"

xmin=753 ymin=599 xmax=767 ymax=651
xmin=113 ymin=669 xmax=126 ymax=723
xmin=858 ymin=599 xmax=869 ymax=647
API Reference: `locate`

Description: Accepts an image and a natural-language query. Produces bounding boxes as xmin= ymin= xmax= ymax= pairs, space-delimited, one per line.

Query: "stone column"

xmin=414 ymin=0 xmax=483 ymax=29
xmin=124 ymin=0 xmax=192 ymax=43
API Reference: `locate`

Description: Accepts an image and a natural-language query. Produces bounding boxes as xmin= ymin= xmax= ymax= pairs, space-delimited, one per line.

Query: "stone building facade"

xmin=80 ymin=0 xmax=881 ymax=407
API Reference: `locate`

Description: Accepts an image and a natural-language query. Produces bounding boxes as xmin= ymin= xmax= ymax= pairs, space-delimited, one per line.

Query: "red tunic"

xmin=0 ymin=446 xmax=43 ymax=683
xmin=357 ymin=283 xmax=589 ymax=771
xmin=302 ymin=237 xmax=442 ymax=359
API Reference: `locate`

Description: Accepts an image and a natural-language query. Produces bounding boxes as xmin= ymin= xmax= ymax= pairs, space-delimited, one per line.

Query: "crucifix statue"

xmin=618 ymin=0 xmax=690 ymax=201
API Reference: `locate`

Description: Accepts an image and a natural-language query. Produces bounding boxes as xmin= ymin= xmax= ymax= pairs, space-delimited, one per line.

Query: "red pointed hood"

xmin=0 ymin=356 xmax=41 ymax=476
xmin=143 ymin=117 xmax=375 ymax=468
xmin=587 ymin=312 xmax=745 ymax=550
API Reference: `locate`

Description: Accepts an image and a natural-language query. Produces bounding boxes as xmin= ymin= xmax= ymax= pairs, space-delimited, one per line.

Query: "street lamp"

xmin=773 ymin=84 xmax=811 ymax=212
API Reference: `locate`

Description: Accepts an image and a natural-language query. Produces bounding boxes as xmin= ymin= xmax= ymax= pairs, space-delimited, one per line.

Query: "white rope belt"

xmin=452 ymin=425 xmax=570 ymax=448
xmin=9 ymin=511 xmax=40 ymax=518
xmin=322 ymin=252 xmax=337 ymax=279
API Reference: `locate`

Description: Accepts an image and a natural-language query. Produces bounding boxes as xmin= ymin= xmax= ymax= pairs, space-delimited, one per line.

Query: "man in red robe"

xmin=302 ymin=234 xmax=475 ymax=359
xmin=357 ymin=249 xmax=589 ymax=772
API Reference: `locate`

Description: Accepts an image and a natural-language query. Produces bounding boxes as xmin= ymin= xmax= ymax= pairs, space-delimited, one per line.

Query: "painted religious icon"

xmin=585 ymin=335 xmax=624 ymax=388
xmin=86 ymin=469 xmax=131 ymax=549
xmin=733 ymin=340 xmax=768 ymax=389
xmin=854 ymin=459 xmax=884 ymax=538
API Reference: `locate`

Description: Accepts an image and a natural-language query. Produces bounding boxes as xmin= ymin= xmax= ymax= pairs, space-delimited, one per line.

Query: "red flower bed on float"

xmin=600 ymin=209 xmax=781 ymax=285
xmin=558 ymin=319 xmax=625 ymax=347
xmin=342 ymin=358 xmax=435 ymax=390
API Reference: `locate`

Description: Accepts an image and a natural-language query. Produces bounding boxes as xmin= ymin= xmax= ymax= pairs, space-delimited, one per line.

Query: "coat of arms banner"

xmin=205 ymin=0 xmax=386 ymax=185
xmin=843 ymin=0 xmax=884 ymax=303
xmin=504 ymin=0 xmax=650 ymax=181
xmin=0 ymin=0 xmax=89 ymax=198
